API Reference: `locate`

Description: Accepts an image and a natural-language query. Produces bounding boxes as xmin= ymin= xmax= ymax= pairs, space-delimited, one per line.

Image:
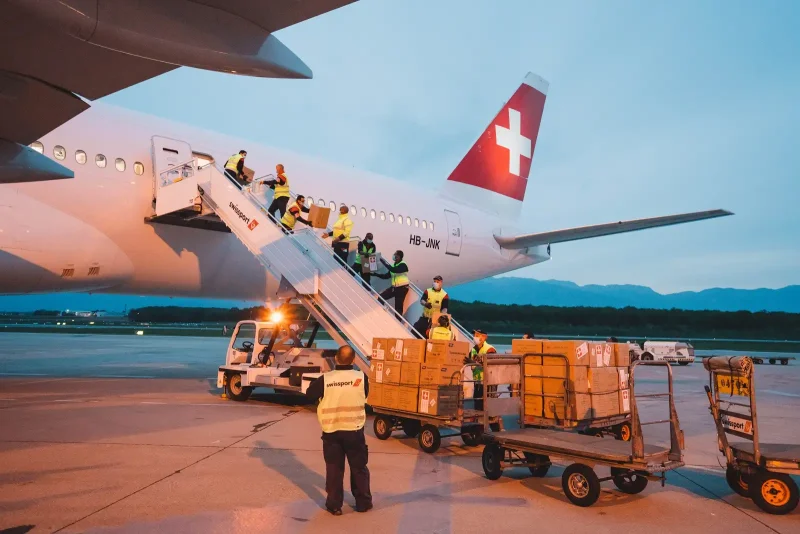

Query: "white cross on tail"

xmin=495 ymin=108 xmax=531 ymax=177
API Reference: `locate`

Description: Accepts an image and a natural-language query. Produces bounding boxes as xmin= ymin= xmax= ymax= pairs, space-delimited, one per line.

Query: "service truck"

xmin=628 ymin=341 xmax=695 ymax=365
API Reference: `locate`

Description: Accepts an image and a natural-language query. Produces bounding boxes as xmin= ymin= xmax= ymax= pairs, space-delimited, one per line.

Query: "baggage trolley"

xmin=704 ymin=355 xmax=800 ymax=515
xmin=480 ymin=358 xmax=685 ymax=507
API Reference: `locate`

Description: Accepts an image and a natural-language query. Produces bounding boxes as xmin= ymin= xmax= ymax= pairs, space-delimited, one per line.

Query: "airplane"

xmin=0 ymin=0 xmax=731 ymax=311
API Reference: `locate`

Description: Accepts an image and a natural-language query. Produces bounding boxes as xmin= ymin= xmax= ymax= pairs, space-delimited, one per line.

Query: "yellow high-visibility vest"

xmin=391 ymin=261 xmax=409 ymax=287
xmin=332 ymin=214 xmax=353 ymax=241
xmin=274 ymin=173 xmax=290 ymax=199
xmin=470 ymin=342 xmax=495 ymax=381
xmin=316 ymin=369 xmax=366 ymax=433
xmin=430 ymin=326 xmax=454 ymax=340
xmin=225 ymin=154 xmax=243 ymax=172
xmin=423 ymin=287 xmax=448 ymax=318
xmin=280 ymin=202 xmax=303 ymax=229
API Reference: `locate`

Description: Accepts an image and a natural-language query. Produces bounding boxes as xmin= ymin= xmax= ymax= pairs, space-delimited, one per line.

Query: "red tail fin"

xmin=446 ymin=73 xmax=548 ymax=202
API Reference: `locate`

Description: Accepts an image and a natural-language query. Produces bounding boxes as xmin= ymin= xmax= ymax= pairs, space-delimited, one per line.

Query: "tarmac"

xmin=1 ymin=333 xmax=798 ymax=533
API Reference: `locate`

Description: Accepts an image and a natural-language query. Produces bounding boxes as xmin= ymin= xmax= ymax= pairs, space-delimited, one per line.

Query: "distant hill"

xmin=448 ymin=278 xmax=800 ymax=313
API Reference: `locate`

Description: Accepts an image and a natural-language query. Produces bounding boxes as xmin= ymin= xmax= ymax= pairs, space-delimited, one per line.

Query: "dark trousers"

xmin=333 ymin=241 xmax=349 ymax=264
xmin=380 ymin=285 xmax=409 ymax=316
xmin=353 ymin=264 xmax=371 ymax=286
xmin=268 ymin=196 xmax=289 ymax=220
xmin=322 ymin=428 xmax=372 ymax=511
xmin=224 ymin=168 xmax=245 ymax=187
xmin=412 ymin=316 xmax=431 ymax=339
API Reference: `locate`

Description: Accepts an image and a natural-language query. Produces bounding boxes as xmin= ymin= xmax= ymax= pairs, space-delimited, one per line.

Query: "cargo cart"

xmin=704 ymin=355 xmax=799 ymax=515
xmin=371 ymin=363 xmax=501 ymax=453
xmin=480 ymin=358 xmax=685 ymax=507
xmin=701 ymin=355 xmax=795 ymax=366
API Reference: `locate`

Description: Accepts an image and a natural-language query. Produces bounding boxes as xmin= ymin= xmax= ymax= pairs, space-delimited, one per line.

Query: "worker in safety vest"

xmin=279 ymin=194 xmax=311 ymax=232
xmin=224 ymin=150 xmax=248 ymax=186
xmin=305 ymin=345 xmax=372 ymax=516
xmin=264 ymin=163 xmax=291 ymax=219
xmin=413 ymin=275 xmax=449 ymax=336
xmin=375 ymin=250 xmax=410 ymax=316
xmin=523 ymin=332 xmax=535 ymax=339
xmin=428 ymin=314 xmax=455 ymax=340
xmin=352 ymin=232 xmax=376 ymax=286
xmin=463 ymin=329 xmax=496 ymax=407
xmin=322 ymin=206 xmax=353 ymax=265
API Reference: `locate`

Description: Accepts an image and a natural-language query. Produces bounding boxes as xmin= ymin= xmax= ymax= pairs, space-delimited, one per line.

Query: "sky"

xmin=5 ymin=0 xmax=800 ymax=312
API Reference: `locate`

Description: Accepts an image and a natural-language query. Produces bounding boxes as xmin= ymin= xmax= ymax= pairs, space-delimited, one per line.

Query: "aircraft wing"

xmin=495 ymin=209 xmax=733 ymax=249
xmin=193 ymin=1 xmax=358 ymax=33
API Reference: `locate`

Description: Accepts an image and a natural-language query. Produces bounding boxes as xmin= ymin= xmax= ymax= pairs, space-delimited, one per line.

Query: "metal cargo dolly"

xmin=480 ymin=358 xmax=685 ymax=507
xmin=704 ymin=355 xmax=799 ymax=515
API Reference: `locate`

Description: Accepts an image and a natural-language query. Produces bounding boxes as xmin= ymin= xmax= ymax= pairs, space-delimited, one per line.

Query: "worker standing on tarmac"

xmin=352 ymin=232 xmax=376 ymax=285
xmin=322 ymin=206 xmax=354 ymax=265
xmin=464 ymin=329 xmax=497 ymax=408
xmin=224 ymin=150 xmax=248 ymax=186
xmin=280 ymin=194 xmax=311 ymax=233
xmin=413 ymin=275 xmax=449 ymax=335
xmin=305 ymin=345 xmax=373 ymax=516
xmin=428 ymin=314 xmax=455 ymax=340
xmin=375 ymin=250 xmax=410 ymax=316
xmin=265 ymin=164 xmax=291 ymax=219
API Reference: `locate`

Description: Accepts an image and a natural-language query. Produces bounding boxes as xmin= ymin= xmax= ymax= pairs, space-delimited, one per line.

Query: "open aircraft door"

xmin=151 ymin=136 xmax=197 ymax=216
xmin=444 ymin=209 xmax=462 ymax=257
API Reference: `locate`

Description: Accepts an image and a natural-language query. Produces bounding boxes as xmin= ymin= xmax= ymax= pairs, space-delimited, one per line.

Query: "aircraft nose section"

xmin=0 ymin=140 xmax=73 ymax=184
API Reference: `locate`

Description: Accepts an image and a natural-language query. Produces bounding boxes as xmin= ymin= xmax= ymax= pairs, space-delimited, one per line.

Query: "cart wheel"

xmin=781 ymin=359 xmax=789 ymax=365
xmin=769 ymin=359 xmax=776 ymax=365
xmin=615 ymin=422 xmax=632 ymax=442
xmin=489 ymin=422 xmax=502 ymax=432
xmin=418 ymin=425 xmax=441 ymax=453
xmin=461 ymin=427 xmax=482 ymax=447
xmin=610 ymin=468 xmax=649 ymax=494
xmin=678 ymin=361 xmax=690 ymax=366
xmin=401 ymin=418 xmax=420 ymax=438
xmin=373 ymin=415 xmax=394 ymax=440
xmin=562 ymin=464 xmax=601 ymax=507
xmin=725 ymin=464 xmax=751 ymax=497
xmin=524 ymin=453 xmax=551 ymax=477
xmin=749 ymin=470 xmax=799 ymax=515
xmin=225 ymin=373 xmax=253 ymax=402
xmin=482 ymin=444 xmax=504 ymax=480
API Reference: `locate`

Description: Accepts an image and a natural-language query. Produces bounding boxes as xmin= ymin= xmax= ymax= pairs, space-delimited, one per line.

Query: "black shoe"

xmin=326 ymin=507 xmax=342 ymax=516
xmin=355 ymin=503 xmax=373 ymax=513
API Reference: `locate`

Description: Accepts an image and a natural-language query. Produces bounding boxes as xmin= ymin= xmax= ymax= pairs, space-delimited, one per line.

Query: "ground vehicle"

xmin=704 ymin=355 xmax=799 ymax=515
xmin=217 ymin=315 xmax=334 ymax=400
xmin=630 ymin=341 xmax=695 ymax=365
xmin=480 ymin=357 xmax=685 ymax=507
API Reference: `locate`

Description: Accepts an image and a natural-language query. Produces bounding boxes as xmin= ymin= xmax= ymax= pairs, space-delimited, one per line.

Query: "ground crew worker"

xmin=375 ymin=250 xmax=409 ymax=316
xmin=280 ymin=194 xmax=311 ymax=232
xmin=464 ymin=329 xmax=496 ymax=409
xmin=224 ymin=150 xmax=248 ymax=186
xmin=322 ymin=206 xmax=353 ymax=264
xmin=428 ymin=314 xmax=455 ymax=340
xmin=352 ymin=232 xmax=376 ymax=285
xmin=265 ymin=164 xmax=291 ymax=219
xmin=523 ymin=332 xmax=535 ymax=339
xmin=305 ymin=345 xmax=373 ymax=516
xmin=413 ymin=275 xmax=450 ymax=335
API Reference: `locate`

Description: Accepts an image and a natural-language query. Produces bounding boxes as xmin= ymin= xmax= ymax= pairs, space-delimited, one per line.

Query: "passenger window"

xmin=406 ymin=216 xmax=411 ymax=226
xmin=389 ymin=213 xmax=395 ymax=223
xmin=350 ymin=205 xmax=357 ymax=214
xmin=232 ymin=323 xmax=256 ymax=351
xmin=318 ymin=198 xmax=325 ymax=206
xmin=75 ymin=150 xmax=87 ymax=165
xmin=414 ymin=218 xmax=419 ymax=227
xmin=360 ymin=207 xmax=367 ymax=218
xmin=134 ymin=162 xmax=144 ymax=175
xmin=115 ymin=158 xmax=126 ymax=172
xmin=307 ymin=197 xmax=314 ymax=205
xmin=30 ymin=141 xmax=44 ymax=154
xmin=398 ymin=214 xmax=404 ymax=225
xmin=329 ymin=201 xmax=336 ymax=211
xmin=53 ymin=145 xmax=66 ymax=160
xmin=422 ymin=220 xmax=427 ymax=229
xmin=95 ymin=154 xmax=107 ymax=168
xmin=380 ymin=211 xmax=386 ymax=221
xmin=370 ymin=209 xmax=376 ymax=219
xmin=430 ymin=222 xmax=434 ymax=232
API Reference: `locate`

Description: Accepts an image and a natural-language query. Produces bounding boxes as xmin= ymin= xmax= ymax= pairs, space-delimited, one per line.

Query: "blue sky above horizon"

xmin=4 ymin=0 xmax=799 ymax=311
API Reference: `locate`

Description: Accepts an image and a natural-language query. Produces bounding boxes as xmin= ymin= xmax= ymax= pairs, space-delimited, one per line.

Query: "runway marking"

xmin=0 ymin=398 xmax=17 ymax=401
xmin=0 ymin=373 xmax=158 ymax=379
xmin=762 ymin=389 xmax=800 ymax=398
xmin=0 ymin=372 xmax=50 ymax=376
xmin=140 ymin=401 xmax=167 ymax=405
xmin=54 ymin=399 xmax=83 ymax=403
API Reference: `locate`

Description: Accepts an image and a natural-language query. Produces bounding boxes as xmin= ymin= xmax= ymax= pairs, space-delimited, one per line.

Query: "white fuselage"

xmin=0 ymin=104 xmax=546 ymax=300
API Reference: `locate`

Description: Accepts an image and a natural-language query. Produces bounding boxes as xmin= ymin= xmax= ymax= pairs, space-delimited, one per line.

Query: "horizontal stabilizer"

xmin=495 ymin=209 xmax=733 ymax=250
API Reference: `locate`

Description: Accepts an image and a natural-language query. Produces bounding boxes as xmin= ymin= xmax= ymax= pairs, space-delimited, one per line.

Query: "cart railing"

xmin=630 ymin=360 xmax=684 ymax=461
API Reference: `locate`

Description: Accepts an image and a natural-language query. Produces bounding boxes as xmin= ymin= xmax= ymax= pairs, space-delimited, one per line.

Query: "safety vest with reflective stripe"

xmin=317 ymin=369 xmax=366 ymax=433
xmin=274 ymin=173 xmax=290 ymax=198
xmin=225 ymin=154 xmax=243 ymax=172
xmin=280 ymin=201 xmax=304 ymax=229
xmin=430 ymin=326 xmax=454 ymax=340
xmin=332 ymin=214 xmax=353 ymax=241
xmin=354 ymin=241 xmax=376 ymax=266
xmin=470 ymin=342 xmax=495 ymax=381
xmin=422 ymin=287 xmax=448 ymax=318
xmin=391 ymin=261 xmax=409 ymax=287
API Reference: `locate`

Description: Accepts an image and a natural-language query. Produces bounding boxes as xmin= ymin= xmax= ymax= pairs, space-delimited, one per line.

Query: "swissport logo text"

xmin=229 ymin=202 xmax=251 ymax=226
xmin=721 ymin=414 xmax=753 ymax=435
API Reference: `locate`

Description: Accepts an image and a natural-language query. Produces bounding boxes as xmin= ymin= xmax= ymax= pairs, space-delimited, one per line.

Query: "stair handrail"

xmin=158 ymin=157 xmax=198 ymax=187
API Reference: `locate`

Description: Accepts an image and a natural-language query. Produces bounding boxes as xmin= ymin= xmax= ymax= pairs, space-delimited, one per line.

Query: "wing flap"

xmin=495 ymin=209 xmax=733 ymax=250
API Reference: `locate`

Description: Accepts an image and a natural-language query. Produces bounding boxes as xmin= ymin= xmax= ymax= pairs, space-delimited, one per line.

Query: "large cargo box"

xmin=524 ymin=394 xmax=544 ymax=417
xmin=418 ymin=386 xmax=459 ymax=416
xmin=382 ymin=361 xmax=401 ymax=385
xmin=401 ymin=339 xmax=426 ymax=363
xmin=591 ymin=391 xmax=620 ymax=418
xmin=588 ymin=368 xmax=619 ymax=394
xmin=425 ymin=339 xmax=469 ymax=366
xmin=544 ymin=393 xmax=592 ymax=420
xmin=367 ymin=383 xmax=383 ymax=406
xmin=308 ymin=204 xmax=331 ymax=229
xmin=419 ymin=364 xmax=462 ymax=386
xmin=615 ymin=342 xmax=631 ymax=367
xmin=400 ymin=362 xmax=421 ymax=386
xmin=512 ymin=339 xmax=544 ymax=356
xmin=372 ymin=338 xmax=389 ymax=361
xmin=588 ymin=342 xmax=614 ymax=368
xmin=542 ymin=340 xmax=591 ymax=367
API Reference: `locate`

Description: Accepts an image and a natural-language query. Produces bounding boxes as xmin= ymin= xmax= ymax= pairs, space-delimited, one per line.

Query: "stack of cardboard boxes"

xmin=513 ymin=339 xmax=631 ymax=424
xmin=367 ymin=338 xmax=470 ymax=417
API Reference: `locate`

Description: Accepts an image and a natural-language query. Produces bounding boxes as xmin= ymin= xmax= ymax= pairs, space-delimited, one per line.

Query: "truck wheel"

xmin=524 ymin=453 xmax=551 ymax=477
xmin=562 ymin=464 xmax=601 ymax=507
xmin=418 ymin=425 xmax=441 ymax=453
xmin=753 ymin=358 xmax=764 ymax=364
xmin=725 ymin=464 xmax=750 ymax=497
xmin=482 ymin=444 xmax=504 ymax=480
xmin=401 ymin=418 xmax=421 ymax=438
xmin=641 ymin=353 xmax=654 ymax=361
xmin=225 ymin=373 xmax=253 ymax=402
xmin=769 ymin=359 xmax=776 ymax=365
xmin=615 ymin=422 xmax=632 ymax=442
xmin=781 ymin=359 xmax=789 ymax=365
xmin=749 ymin=470 xmax=799 ymax=515
xmin=611 ymin=468 xmax=649 ymax=494
xmin=373 ymin=415 xmax=394 ymax=440
xmin=461 ymin=427 xmax=483 ymax=447
xmin=678 ymin=361 xmax=690 ymax=366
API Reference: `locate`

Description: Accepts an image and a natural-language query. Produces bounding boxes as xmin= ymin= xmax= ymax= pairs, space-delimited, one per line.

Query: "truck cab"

xmin=640 ymin=341 xmax=695 ymax=365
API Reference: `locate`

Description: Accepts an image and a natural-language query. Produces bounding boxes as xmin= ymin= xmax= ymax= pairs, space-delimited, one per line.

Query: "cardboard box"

xmin=419 ymin=364 xmax=462 ymax=386
xmin=524 ymin=394 xmax=544 ymax=417
xmin=400 ymin=362 xmax=421 ymax=386
xmin=588 ymin=368 xmax=619 ymax=394
xmin=401 ymin=339 xmax=426 ymax=363
xmin=418 ymin=386 xmax=459 ymax=416
xmin=591 ymin=391 xmax=620 ymax=418
xmin=396 ymin=385 xmax=419 ymax=412
xmin=382 ymin=384 xmax=398 ymax=408
xmin=588 ymin=342 xmax=614 ymax=368
xmin=544 ymin=393 xmax=592 ymax=420
xmin=308 ymin=204 xmax=331 ymax=229
xmin=617 ymin=368 xmax=629 ymax=390
xmin=523 ymin=354 xmax=543 ymax=366
xmin=615 ymin=343 xmax=631 ymax=367
xmin=371 ymin=338 xmax=389 ymax=361
xmin=242 ymin=165 xmax=255 ymax=183
xmin=370 ymin=361 xmax=384 ymax=382
xmin=387 ymin=338 xmax=404 ymax=362
xmin=425 ymin=340 xmax=469 ymax=366
xmin=541 ymin=364 xmax=589 ymax=393
xmin=619 ymin=388 xmax=631 ymax=413
xmin=367 ymin=383 xmax=383 ymax=406
xmin=542 ymin=340 xmax=591 ymax=367
xmin=512 ymin=339 xmax=544 ymax=356
xmin=524 ymin=377 xmax=543 ymax=395
xmin=382 ymin=361 xmax=401 ymax=385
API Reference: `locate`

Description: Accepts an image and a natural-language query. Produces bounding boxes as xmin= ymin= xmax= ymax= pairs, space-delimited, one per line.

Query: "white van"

xmin=628 ymin=341 xmax=695 ymax=366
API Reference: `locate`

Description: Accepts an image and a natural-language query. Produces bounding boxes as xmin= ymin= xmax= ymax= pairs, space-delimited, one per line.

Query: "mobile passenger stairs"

xmin=144 ymin=147 xmax=474 ymax=387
